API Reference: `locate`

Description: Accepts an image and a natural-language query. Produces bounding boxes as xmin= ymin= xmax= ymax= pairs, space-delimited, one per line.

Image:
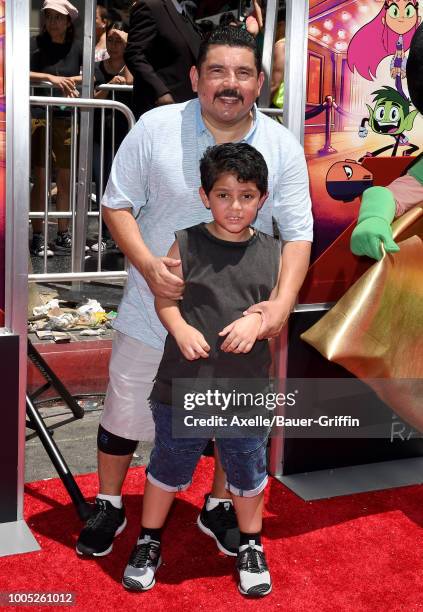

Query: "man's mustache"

xmin=214 ymin=89 xmax=244 ymax=102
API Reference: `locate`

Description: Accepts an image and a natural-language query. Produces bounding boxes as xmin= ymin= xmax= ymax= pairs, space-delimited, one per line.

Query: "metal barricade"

xmin=27 ymin=88 xmax=282 ymax=287
xmin=28 ymin=94 xmax=135 ymax=282
xmin=96 ymin=84 xmax=134 ymax=163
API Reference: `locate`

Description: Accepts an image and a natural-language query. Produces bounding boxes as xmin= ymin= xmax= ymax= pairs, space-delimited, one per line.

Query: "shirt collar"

xmin=195 ymin=99 xmax=259 ymax=142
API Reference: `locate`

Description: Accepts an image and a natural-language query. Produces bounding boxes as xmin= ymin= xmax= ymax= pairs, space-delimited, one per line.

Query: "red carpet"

xmin=2 ymin=459 xmax=422 ymax=611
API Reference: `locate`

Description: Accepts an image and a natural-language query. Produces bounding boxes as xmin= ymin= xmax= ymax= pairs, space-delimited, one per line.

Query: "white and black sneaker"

xmin=236 ymin=541 xmax=272 ymax=597
xmin=91 ymin=238 xmax=116 ymax=252
xmin=75 ymin=498 xmax=126 ymax=556
xmin=55 ymin=231 xmax=73 ymax=251
xmin=197 ymin=493 xmax=240 ymax=556
xmin=122 ymin=536 xmax=162 ymax=591
xmin=55 ymin=231 xmax=90 ymax=252
xmin=31 ymin=233 xmax=54 ymax=257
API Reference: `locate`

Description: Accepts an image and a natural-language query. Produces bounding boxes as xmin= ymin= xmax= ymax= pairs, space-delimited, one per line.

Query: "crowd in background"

xmin=29 ymin=0 xmax=285 ymax=257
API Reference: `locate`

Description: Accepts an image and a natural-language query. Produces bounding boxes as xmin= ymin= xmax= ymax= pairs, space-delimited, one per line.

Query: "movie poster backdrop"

xmin=0 ymin=0 xmax=4 ymax=323
xmin=306 ymin=0 xmax=422 ymax=261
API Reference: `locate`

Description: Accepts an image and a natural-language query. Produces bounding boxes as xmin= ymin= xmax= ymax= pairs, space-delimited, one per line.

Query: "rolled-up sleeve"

xmin=102 ymin=118 xmax=152 ymax=217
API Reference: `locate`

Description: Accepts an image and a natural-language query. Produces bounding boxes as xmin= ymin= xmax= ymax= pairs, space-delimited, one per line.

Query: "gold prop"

xmin=301 ymin=206 xmax=423 ymax=431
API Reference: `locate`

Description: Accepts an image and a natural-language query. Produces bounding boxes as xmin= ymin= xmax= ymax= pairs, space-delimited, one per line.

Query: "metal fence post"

xmin=73 ymin=0 xmax=95 ymax=279
xmin=258 ymin=0 xmax=278 ymax=108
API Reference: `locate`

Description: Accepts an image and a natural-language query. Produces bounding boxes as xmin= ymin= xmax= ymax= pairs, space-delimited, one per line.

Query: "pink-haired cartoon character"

xmin=347 ymin=0 xmax=420 ymax=97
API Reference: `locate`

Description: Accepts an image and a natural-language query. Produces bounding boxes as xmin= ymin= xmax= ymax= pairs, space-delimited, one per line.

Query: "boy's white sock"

xmin=206 ymin=496 xmax=233 ymax=511
xmin=97 ymin=493 xmax=122 ymax=509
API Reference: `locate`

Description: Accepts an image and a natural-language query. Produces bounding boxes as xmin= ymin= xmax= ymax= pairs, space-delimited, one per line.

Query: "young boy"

xmin=122 ymin=143 xmax=280 ymax=597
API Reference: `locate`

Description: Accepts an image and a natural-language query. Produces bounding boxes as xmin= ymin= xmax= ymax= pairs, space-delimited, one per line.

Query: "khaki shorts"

xmin=100 ymin=331 xmax=163 ymax=442
xmin=31 ymin=117 xmax=74 ymax=169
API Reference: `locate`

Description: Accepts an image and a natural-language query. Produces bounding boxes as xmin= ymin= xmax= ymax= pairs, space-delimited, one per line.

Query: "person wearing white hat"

xmin=29 ymin=0 xmax=82 ymax=257
xmin=41 ymin=0 xmax=79 ymax=23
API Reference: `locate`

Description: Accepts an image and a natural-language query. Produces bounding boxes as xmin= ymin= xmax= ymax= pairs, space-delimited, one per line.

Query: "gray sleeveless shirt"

xmin=151 ymin=223 xmax=280 ymax=405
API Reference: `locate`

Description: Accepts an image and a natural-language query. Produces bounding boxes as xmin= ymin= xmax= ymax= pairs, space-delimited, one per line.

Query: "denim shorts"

xmin=146 ymin=401 xmax=269 ymax=497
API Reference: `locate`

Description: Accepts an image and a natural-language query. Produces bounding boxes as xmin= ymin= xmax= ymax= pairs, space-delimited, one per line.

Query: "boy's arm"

xmin=243 ymin=241 xmax=311 ymax=339
xmin=155 ymin=240 xmax=210 ymax=361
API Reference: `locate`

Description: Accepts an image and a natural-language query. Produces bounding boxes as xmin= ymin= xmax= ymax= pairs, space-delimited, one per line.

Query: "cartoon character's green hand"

xmin=350 ymin=186 xmax=400 ymax=260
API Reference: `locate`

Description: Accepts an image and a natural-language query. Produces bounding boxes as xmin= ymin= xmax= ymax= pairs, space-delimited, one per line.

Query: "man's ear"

xmin=257 ymin=191 xmax=268 ymax=210
xmin=199 ymin=186 xmax=210 ymax=208
xmin=190 ymin=65 xmax=199 ymax=93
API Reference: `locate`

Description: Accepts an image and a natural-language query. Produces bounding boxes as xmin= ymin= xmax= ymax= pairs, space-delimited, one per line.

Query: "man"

xmin=124 ymin=0 xmax=202 ymax=118
xmin=76 ymin=27 xmax=312 ymax=565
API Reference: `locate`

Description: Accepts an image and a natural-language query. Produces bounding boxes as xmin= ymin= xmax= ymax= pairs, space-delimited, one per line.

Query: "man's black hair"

xmin=200 ymin=143 xmax=268 ymax=196
xmin=196 ymin=26 xmax=261 ymax=73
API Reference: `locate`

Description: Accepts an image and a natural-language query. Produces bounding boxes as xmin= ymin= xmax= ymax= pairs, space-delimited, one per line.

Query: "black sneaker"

xmin=197 ymin=493 xmax=240 ymax=556
xmin=55 ymin=231 xmax=73 ymax=251
xmin=75 ymin=498 xmax=126 ymax=556
xmin=31 ymin=233 xmax=54 ymax=257
xmin=237 ymin=542 xmax=272 ymax=597
xmin=122 ymin=536 xmax=162 ymax=591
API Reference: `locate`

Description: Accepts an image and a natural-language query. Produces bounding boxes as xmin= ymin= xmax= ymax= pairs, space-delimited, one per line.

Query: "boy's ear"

xmin=199 ymin=186 xmax=210 ymax=208
xmin=257 ymin=191 xmax=269 ymax=210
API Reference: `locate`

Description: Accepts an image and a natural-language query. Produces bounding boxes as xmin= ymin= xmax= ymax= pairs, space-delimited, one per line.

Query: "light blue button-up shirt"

xmin=103 ymin=99 xmax=313 ymax=349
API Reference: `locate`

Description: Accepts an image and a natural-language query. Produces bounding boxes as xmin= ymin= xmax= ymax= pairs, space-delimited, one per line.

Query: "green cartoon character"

xmin=358 ymin=86 xmax=419 ymax=159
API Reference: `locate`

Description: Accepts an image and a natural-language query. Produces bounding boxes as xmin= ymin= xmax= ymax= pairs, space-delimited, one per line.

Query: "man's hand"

xmin=155 ymin=93 xmax=175 ymax=106
xmin=243 ymin=299 xmax=292 ymax=339
xmin=174 ymin=323 xmax=210 ymax=360
xmin=219 ymin=313 xmax=262 ymax=353
xmin=141 ymin=255 xmax=184 ymax=299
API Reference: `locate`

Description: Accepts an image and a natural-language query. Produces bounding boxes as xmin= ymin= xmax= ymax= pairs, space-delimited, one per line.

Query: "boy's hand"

xmin=174 ymin=323 xmax=210 ymax=361
xmin=244 ymin=299 xmax=292 ymax=339
xmin=141 ymin=255 xmax=184 ymax=299
xmin=219 ymin=313 xmax=262 ymax=353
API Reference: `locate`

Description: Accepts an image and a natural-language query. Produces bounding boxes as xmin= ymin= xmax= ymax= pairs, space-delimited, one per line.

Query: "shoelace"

xmin=130 ymin=541 xmax=160 ymax=568
xmin=238 ymin=546 xmax=267 ymax=574
xmin=86 ymin=502 xmax=118 ymax=531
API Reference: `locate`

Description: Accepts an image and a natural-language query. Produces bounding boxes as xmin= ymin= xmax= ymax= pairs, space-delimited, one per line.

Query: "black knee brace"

xmin=97 ymin=424 xmax=139 ymax=456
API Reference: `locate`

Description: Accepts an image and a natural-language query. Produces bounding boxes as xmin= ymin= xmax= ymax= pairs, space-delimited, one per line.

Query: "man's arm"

xmin=124 ymin=1 xmax=173 ymax=104
xmin=154 ymin=240 xmax=210 ymax=360
xmin=101 ymin=120 xmax=182 ymax=299
xmin=246 ymin=133 xmax=313 ymax=338
xmin=245 ymin=240 xmax=311 ymax=338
